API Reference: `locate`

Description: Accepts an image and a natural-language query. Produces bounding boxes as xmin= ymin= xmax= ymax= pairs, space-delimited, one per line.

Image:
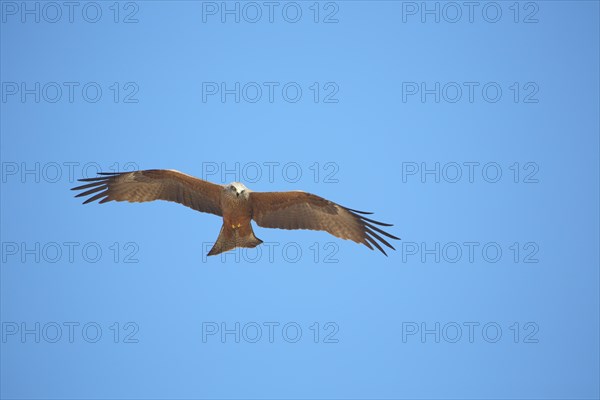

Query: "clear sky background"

xmin=1 ymin=1 xmax=599 ymax=399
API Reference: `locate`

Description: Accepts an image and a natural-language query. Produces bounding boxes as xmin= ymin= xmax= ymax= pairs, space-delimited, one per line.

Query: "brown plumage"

xmin=71 ymin=169 xmax=400 ymax=256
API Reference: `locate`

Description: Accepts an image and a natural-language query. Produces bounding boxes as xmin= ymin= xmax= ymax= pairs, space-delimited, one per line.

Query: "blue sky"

xmin=1 ymin=1 xmax=599 ymax=399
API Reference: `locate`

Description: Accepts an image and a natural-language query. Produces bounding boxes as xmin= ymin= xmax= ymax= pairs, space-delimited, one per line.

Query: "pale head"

xmin=226 ymin=182 xmax=250 ymax=199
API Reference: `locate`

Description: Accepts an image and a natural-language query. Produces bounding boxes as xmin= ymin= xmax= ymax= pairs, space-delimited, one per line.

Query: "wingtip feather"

xmin=345 ymin=207 xmax=374 ymax=215
xmin=365 ymin=235 xmax=388 ymax=256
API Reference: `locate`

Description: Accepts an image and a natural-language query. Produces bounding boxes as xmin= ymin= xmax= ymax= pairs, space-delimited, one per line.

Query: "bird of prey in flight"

xmin=71 ymin=170 xmax=400 ymax=256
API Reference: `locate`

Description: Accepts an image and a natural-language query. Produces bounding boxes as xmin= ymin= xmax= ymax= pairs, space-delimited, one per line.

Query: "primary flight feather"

xmin=71 ymin=169 xmax=400 ymax=256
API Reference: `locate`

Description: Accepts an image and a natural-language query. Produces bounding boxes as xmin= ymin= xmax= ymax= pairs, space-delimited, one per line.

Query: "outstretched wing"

xmin=249 ymin=191 xmax=399 ymax=255
xmin=71 ymin=169 xmax=223 ymax=216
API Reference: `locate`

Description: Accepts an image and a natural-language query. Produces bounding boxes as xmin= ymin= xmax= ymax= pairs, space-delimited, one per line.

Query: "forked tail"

xmin=207 ymin=223 xmax=263 ymax=256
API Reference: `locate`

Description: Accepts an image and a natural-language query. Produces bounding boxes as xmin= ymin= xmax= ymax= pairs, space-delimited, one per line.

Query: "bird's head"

xmin=227 ymin=182 xmax=250 ymax=199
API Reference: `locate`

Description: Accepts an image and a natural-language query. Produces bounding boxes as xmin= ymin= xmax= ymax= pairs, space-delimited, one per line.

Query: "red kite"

xmin=72 ymin=170 xmax=400 ymax=256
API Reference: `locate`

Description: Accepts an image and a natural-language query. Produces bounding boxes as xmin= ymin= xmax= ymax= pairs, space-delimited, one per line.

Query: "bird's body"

xmin=209 ymin=182 xmax=262 ymax=255
xmin=72 ymin=169 xmax=400 ymax=256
